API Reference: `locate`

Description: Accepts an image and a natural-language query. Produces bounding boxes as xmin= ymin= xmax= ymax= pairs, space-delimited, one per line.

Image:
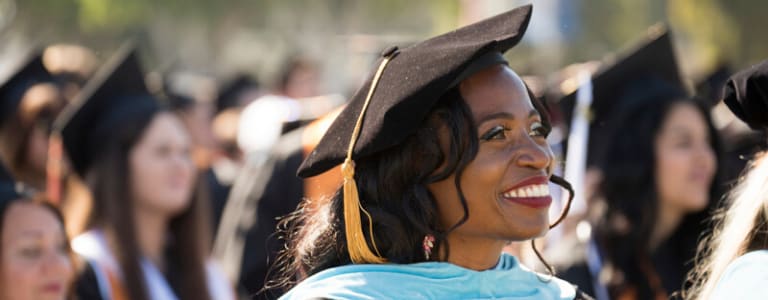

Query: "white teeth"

xmin=503 ymin=184 xmax=550 ymax=198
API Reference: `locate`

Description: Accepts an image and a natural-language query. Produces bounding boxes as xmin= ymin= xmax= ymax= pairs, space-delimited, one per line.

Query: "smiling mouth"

xmin=500 ymin=177 xmax=553 ymax=209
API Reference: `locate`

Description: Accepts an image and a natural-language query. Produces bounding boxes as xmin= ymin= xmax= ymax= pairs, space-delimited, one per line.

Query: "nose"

xmin=513 ymin=137 xmax=552 ymax=171
xmin=170 ymin=149 xmax=195 ymax=179
xmin=694 ymin=141 xmax=716 ymax=170
xmin=41 ymin=250 xmax=73 ymax=280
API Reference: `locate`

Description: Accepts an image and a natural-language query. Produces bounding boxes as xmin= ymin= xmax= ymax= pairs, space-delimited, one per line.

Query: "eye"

xmin=57 ymin=240 xmax=70 ymax=255
xmin=528 ymin=121 xmax=551 ymax=138
xmin=19 ymin=247 xmax=42 ymax=259
xmin=481 ymin=125 xmax=509 ymax=141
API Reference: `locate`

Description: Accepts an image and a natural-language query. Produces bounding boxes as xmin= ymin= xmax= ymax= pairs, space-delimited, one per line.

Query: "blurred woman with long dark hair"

xmin=57 ymin=45 xmax=233 ymax=300
xmin=554 ymin=28 xmax=723 ymax=300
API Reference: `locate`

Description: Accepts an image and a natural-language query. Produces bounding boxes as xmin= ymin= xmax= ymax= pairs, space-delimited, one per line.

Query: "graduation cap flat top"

xmin=297 ymin=5 xmax=533 ymax=178
xmin=54 ymin=43 xmax=159 ymax=176
xmin=0 ymin=52 xmax=54 ymax=125
xmin=558 ymin=25 xmax=686 ymax=166
xmin=724 ymin=59 xmax=768 ymax=130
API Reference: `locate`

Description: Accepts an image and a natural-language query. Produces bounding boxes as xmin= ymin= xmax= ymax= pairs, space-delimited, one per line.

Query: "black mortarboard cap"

xmin=696 ymin=64 xmax=732 ymax=107
xmin=558 ymin=25 xmax=686 ymax=166
xmin=54 ymin=43 xmax=160 ymax=176
xmin=723 ymin=59 xmax=768 ymax=130
xmin=297 ymin=5 xmax=533 ymax=178
xmin=0 ymin=52 xmax=54 ymax=124
xmin=217 ymin=73 xmax=260 ymax=112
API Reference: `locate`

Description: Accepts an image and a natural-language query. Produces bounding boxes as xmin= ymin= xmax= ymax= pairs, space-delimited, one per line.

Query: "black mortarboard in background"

xmin=723 ymin=59 xmax=768 ymax=130
xmin=0 ymin=52 xmax=55 ymax=125
xmin=217 ymin=73 xmax=260 ymax=113
xmin=696 ymin=64 xmax=732 ymax=107
xmin=558 ymin=25 xmax=686 ymax=166
xmin=298 ymin=5 xmax=534 ymax=178
xmin=54 ymin=43 xmax=160 ymax=176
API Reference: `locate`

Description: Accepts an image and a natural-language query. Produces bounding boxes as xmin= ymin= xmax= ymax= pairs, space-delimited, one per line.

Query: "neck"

xmin=133 ymin=206 xmax=169 ymax=270
xmin=442 ymin=234 xmax=505 ymax=270
xmin=649 ymin=203 xmax=683 ymax=251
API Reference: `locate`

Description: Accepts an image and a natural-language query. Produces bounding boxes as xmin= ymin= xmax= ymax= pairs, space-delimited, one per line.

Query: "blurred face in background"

xmin=655 ymin=102 xmax=716 ymax=215
xmin=1 ymin=202 xmax=73 ymax=300
xmin=130 ymin=112 xmax=196 ymax=218
xmin=21 ymin=84 xmax=63 ymax=175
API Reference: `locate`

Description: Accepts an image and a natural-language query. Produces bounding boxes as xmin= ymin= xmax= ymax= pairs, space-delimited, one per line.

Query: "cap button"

xmin=381 ymin=46 xmax=399 ymax=58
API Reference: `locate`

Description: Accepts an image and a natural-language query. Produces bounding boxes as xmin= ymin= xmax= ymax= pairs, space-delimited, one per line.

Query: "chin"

xmin=503 ymin=225 xmax=549 ymax=242
xmin=680 ymin=193 xmax=710 ymax=213
xmin=158 ymin=196 xmax=192 ymax=215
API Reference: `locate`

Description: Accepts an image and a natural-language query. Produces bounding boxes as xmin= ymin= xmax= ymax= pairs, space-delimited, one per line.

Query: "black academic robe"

xmin=214 ymin=128 xmax=305 ymax=299
xmin=555 ymin=231 xmax=698 ymax=300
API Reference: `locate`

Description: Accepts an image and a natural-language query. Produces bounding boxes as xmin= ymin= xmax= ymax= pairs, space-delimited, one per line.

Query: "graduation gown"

xmin=72 ymin=230 xmax=234 ymax=300
xmin=555 ymin=233 xmax=696 ymax=300
xmin=280 ymin=253 xmax=590 ymax=300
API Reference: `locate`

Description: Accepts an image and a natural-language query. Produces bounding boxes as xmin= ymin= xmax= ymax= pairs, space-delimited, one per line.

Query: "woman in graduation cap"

xmin=554 ymin=28 xmax=723 ymax=300
xmin=0 ymin=163 xmax=75 ymax=300
xmin=686 ymin=59 xmax=768 ymax=300
xmin=55 ymin=45 xmax=234 ymax=300
xmin=269 ymin=5 xmax=589 ymax=299
xmin=0 ymin=52 xmax=67 ymax=193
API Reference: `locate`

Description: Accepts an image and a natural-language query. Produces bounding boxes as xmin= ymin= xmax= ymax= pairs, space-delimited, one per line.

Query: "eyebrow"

xmin=13 ymin=230 xmax=44 ymax=238
xmin=476 ymin=109 xmax=539 ymax=125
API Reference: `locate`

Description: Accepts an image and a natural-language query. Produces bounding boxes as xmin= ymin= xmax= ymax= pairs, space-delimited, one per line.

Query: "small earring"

xmin=423 ymin=234 xmax=435 ymax=260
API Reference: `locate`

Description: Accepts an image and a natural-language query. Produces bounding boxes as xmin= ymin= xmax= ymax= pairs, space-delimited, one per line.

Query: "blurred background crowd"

xmin=1 ymin=0 xmax=767 ymax=299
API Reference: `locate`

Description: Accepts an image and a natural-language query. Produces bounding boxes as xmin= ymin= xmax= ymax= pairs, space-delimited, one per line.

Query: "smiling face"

xmin=1 ymin=202 xmax=73 ymax=300
xmin=428 ymin=65 xmax=554 ymax=254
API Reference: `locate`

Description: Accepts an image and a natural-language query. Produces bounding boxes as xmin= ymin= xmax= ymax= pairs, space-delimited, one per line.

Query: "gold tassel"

xmin=342 ymin=52 xmax=395 ymax=264
xmin=342 ymin=158 xmax=385 ymax=264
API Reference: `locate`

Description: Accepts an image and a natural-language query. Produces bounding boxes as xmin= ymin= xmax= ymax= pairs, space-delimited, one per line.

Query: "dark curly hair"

xmin=267 ymin=83 xmax=572 ymax=294
xmin=592 ymin=79 xmax=724 ymax=299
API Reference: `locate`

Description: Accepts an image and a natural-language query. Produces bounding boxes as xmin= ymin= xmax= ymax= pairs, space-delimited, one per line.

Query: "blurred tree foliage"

xmin=3 ymin=0 xmax=767 ymax=82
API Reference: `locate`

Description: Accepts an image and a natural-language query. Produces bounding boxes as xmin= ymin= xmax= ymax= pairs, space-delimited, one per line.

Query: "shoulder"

xmin=711 ymin=250 xmax=768 ymax=299
xmin=280 ymin=255 xmax=578 ymax=300
xmin=205 ymin=260 xmax=236 ymax=300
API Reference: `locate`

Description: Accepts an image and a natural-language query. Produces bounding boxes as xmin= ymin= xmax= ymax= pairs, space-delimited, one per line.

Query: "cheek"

xmin=656 ymin=150 xmax=684 ymax=190
xmin=2 ymin=254 xmax=39 ymax=294
xmin=429 ymin=177 xmax=463 ymax=229
xmin=130 ymin=151 xmax=166 ymax=202
xmin=428 ymin=152 xmax=509 ymax=230
xmin=25 ymin=130 xmax=49 ymax=169
xmin=131 ymin=155 xmax=156 ymax=189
